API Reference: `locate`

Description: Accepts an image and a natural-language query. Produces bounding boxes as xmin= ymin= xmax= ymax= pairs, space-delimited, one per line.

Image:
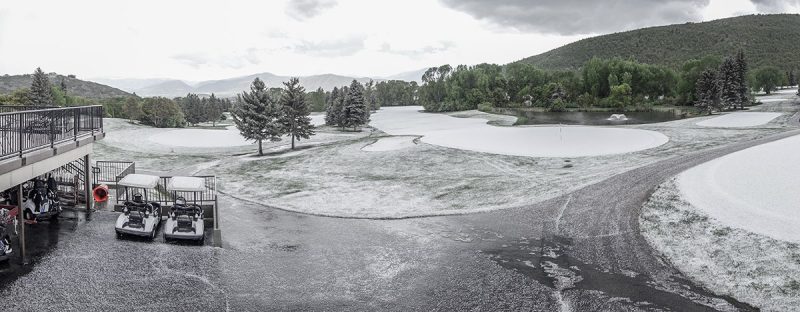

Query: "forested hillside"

xmin=518 ymin=14 xmax=800 ymax=71
xmin=0 ymin=73 xmax=133 ymax=99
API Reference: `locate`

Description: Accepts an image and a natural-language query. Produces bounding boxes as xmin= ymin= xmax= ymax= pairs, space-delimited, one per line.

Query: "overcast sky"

xmin=0 ymin=0 xmax=798 ymax=81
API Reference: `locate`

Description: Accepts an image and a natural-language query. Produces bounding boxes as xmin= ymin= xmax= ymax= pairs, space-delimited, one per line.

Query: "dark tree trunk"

xmin=258 ymin=140 xmax=263 ymax=155
xmin=291 ymin=135 xmax=295 ymax=150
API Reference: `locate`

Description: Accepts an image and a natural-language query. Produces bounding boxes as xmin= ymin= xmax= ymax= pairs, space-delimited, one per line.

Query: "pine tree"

xmin=232 ymin=78 xmax=283 ymax=155
xmin=180 ymin=93 xmax=204 ymax=126
xmin=29 ymin=67 xmax=53 ymax=106
xmin=718 ymin=57 xmax=740 ymax=110
xmin=206 ymin=93 xmax=224 ymax=126
xmin=695 ymin=69 xmax=721 ymax=115
xmin=279 ymin=77 xmax=315 ymax=149
xmin=735 ymin=51 xmax=749 ymax=110
xmin=343 ymin=80 xmax=368 ymax=131
xmin=325 ymin=87 xmax=339 ymax=126
xmin=337 ymin=86 xmax=349 ymax=130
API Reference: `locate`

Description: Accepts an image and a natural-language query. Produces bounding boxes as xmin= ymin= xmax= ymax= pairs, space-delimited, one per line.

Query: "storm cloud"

xmin=439 ymin=0 xmax=711 ymax=35
xmin=750 ymin=0 xmax=800 ymax=12
xmin=285 ymin=0 xmax=337 ymax=20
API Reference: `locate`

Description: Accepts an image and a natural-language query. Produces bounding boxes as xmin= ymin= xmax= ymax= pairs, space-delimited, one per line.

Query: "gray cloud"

xmin=440 ymin=0 xmax=710 ymax=35
xmin=172 ymin=53 xmax=209 ymax=68
xmin=172 ymin=49 xmax=263 ymax=69
xmin=292 ymin=36 xmax=365 ymax=57
xmin=750 ymin=0 xmax=800 ymax=12
xmin=379 ymin=41 xmax=455 ymax=57
xmin=286 ymin=0 xmax=337 ymax=20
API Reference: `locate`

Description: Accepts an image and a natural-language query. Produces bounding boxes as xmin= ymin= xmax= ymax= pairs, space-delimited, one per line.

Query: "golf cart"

xmin=114 ymin=174 xmax=163 ymax=240
xmin=0 ymin=207 xmax=15 ymax=262
xmin=22 ymin=177 xmax=61 ymax=222
xmin=164 ymin=177 xmax=205 ymax=243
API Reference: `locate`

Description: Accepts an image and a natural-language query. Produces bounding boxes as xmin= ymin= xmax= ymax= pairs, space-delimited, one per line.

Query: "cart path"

xmin=2 ymin=128 xmax=799 ymax=311
xmin=2 ymin=96 xmax=798 ymax=311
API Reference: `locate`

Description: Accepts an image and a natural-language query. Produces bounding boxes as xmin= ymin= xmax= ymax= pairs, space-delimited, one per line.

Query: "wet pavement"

xmin=1 ymin=101 xmax=799 ymax=311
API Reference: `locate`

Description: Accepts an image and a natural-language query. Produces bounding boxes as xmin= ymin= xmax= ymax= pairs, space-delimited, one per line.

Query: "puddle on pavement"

xmin=0 ymin=210 xmax=88 ymax=287
xmin=483 ymin=236 xmax=757 ymax=312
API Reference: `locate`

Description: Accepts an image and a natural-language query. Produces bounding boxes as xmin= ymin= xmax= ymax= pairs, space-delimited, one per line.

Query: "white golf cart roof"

xmin=167 ymin=176 xmax=205 ymax=192
xmin=118 ymin=174 xmax=160 ymax=189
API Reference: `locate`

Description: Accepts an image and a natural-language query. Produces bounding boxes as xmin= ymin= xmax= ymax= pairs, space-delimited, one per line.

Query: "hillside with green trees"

xmin=517 ymin=14 xmax=800 ymax=72
xmin=0 ymin=72 xmax=133 ymax=99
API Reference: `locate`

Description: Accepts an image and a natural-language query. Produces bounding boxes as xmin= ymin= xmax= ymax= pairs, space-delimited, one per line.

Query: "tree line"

xmin=415 ymin=52 xmax=797 ymax=114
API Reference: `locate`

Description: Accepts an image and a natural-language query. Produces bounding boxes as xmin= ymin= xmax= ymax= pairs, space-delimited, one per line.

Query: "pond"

xmin=511 ymin=110 xmax=685 ymax=126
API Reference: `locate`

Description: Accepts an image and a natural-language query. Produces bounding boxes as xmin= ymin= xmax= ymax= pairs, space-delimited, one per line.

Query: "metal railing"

xmin=114 ymin=175 xmax=218 ymax=220
xmin=94 ymin=161 xmax=135 ymax=185
xmin=0 ymin=105 xmax=103 ymax=161
xmin=0 ymin=105 xmax=59 ymax=114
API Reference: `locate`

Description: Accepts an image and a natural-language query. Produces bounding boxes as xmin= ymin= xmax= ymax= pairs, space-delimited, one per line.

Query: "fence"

xmin=115 ymin=175 xmax=217 ymax=214
xmin=94 ymin=161 xmax=135 ymax=185
xmin=0 ymin=105 xmax=103 ymax=161
xmin=0 ymin=105 xmax=59 ymax=114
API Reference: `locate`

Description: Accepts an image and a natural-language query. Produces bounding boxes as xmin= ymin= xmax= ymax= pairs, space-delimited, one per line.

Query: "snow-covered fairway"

xmin=149 ymin=126 xmax=252 ymax=147
xmin=147 ymin=114 xmax=327 ymax=148
xmin=362 ymin=136 xmax=417 ymax=152
xmin=371 ymin=106 xmax=669 ymax=157
xmin=677 ymin=134 xmax=800 ymax=242
xmin=696 ymin=112 xmax=782 ymax=128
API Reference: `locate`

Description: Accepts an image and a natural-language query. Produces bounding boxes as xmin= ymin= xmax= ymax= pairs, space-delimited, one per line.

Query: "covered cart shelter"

xmin=114 ymin=173 xmax=221 ymax=247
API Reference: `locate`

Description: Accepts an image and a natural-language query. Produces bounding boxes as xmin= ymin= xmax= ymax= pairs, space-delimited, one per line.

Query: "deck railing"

xmin=94 ymin=160 xmax=135 ymax=185
xmin=0 ymin=105 xmax=103 ymax=161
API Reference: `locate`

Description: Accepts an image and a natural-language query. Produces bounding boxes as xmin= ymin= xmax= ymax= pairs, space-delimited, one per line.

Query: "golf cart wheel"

xmin=115 ymin=231 xmax=122 ymax=239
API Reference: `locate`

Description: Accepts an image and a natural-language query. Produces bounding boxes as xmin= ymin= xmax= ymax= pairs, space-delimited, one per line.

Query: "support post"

xmin=17 ymin=184 xmax=26 ymax=265
xmin=83 ymin=154 xmax=91 ymax=219
xmin=212 ymin=195 xmax=221 ymax=248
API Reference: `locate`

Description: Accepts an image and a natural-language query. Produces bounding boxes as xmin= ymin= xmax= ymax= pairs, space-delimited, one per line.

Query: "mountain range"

xmin=95 ymin=70 xmax=426 ymax=98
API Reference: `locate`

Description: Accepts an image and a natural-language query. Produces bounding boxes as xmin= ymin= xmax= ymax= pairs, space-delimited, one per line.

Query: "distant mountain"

xmin=516 ymin=14 xmax=800 ymax=71
xmin=130 ymin=72 xmax=385 ymax=97
xmin=135 ymin=80 xmax=195 ymax=97
xmin=381 ymin=68 xmax=427 ymax=83
xmin=90 ymin=78 xmax=177 ymax=93
xmin=0 ymin=73 xmax=133 ymax=99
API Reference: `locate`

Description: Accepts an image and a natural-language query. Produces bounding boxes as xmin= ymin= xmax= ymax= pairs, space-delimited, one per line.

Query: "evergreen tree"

xmin=695 ymin=69 xmax=721 ymax=115
xmin=336 ymin=86 xmax=349 ymax=129
xmin=279 ymin=77 xmax=315 ymax=149
xmin=206 ymin=93 xmax=224 ymax=126
xmin=325 ymin=87 xmax=340 ymax=126
xmin=718 ymin=57 xmax=740 ymax=110
xmin=735 ymin=51 xmax=749 ymax=109
xmin=343 ymin=80 xmax=368 ymax=131
xmin=788 ymin=70 xmax=797 ymax=86
xmin=232 ymin=78 xmax=283 ymax=155
xmin=29 ymin=67 xmax=53 ymax=106
xmin=180 ymin=93 xmax=204 ymax=125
